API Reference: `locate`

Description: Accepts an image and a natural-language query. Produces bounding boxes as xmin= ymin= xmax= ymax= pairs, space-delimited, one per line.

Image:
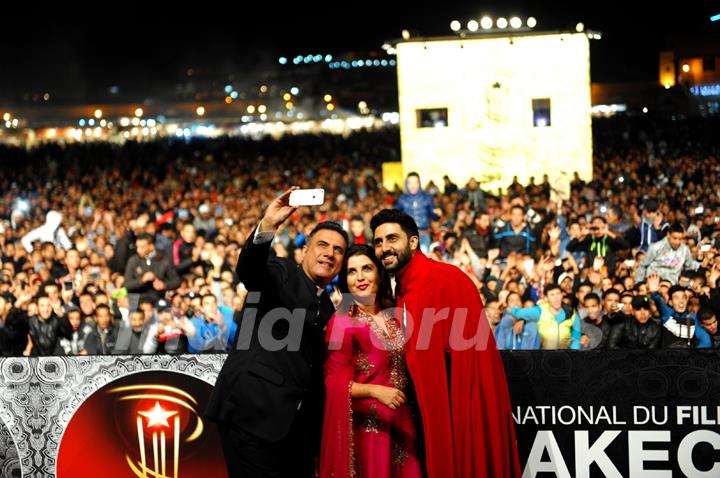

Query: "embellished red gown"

xmin=320 ymin=305 xmax=422 ymax=478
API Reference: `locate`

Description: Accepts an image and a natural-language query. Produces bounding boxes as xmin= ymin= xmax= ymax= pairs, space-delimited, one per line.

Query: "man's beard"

xmin=381 ymin=246 xmax=412 ymax=272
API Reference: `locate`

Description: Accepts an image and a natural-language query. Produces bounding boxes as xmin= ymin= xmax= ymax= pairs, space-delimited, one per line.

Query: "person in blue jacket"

xmin=646 ymin=272 xmax=711 ymax=348
xmin=395 ymin=172 xmax=441 ymax=254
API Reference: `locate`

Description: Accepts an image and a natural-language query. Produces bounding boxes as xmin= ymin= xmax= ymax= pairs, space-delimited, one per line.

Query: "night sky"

xmin=1 ymin=1 xmax=717 ymax=101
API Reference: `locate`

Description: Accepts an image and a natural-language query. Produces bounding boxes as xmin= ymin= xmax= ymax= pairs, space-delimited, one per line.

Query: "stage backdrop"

xmin=0 ymin=351 xmax=718 ymax=477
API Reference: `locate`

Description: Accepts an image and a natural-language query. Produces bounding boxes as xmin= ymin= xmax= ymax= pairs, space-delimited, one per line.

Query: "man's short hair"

xmin=545 ymin=283 xmax=562 ymax=294
xmin=668 ymin=222 xmax=685 ymax=235
xmin=584 ymin=293 xmax=601 ymax=304
xmin=406 ymin=171 xmax=420 ymax=180
xmin=95 ymin=304 xmax=111 ymax=314
xmin=699 ymin=308 xmax=715 ymax=322
xmin=643 ymin=198 xmax=659 ymax=213
xmin=138 ymin=298 xmax=155 ymax=309
xmin=306 ymin=221 xmax=349 ymax=246
xmin=591 ymin=216 xmax=607 ymax=224
xmin=668 ymin=285 xmax=687 ymax=298
xmin=510 ymin=204 xmax=525 ymax=214
xmin=136 ymin=232 xmax=155 ymax=244
xmin=370 ymin=209 xmax=419 ymax=238
xmin=604 ymin=288 xmax=621 ymax=299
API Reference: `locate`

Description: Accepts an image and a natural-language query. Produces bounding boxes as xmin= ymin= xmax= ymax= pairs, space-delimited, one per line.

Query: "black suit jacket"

xmin=205 ymin=228 xmax=334 ymax=448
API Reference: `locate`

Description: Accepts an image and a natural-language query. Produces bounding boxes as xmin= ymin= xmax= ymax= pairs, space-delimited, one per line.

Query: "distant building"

xmin=396 ymin=30 xmax=593 ymax=195
xmin=660 ymin=35 xmax=720 ymax=116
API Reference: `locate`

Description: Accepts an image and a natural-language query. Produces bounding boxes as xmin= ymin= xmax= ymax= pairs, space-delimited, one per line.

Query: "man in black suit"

xmin=206 ymin=187 xmax=347 ymax=478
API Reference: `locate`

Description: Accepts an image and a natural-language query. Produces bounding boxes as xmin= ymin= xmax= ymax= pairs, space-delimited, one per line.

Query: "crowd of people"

xmin=1 ymin=116 xmax=719 ymax=356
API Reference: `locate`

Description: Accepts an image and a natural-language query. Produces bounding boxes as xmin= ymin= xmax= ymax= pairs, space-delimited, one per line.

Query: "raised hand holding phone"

xmin=259 ymin=187 xmax=301 ymax=232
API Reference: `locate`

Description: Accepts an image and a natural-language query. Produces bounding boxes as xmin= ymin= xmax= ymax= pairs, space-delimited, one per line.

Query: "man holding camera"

xmin=566 ymin=216 xmax=630 ymax=276
xmin=123 ymin=233 xmax=180 ymax=304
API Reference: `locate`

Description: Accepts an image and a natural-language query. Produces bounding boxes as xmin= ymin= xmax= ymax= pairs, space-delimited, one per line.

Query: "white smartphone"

xmin=289 ymin=188 xmax=325 ymax=207
xmin=701 ymin=244 xmax=712 ymax=253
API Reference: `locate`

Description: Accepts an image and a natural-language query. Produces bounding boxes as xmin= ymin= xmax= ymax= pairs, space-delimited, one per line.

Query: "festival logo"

xmin=57 ymin=371 xmax=227 ymax=478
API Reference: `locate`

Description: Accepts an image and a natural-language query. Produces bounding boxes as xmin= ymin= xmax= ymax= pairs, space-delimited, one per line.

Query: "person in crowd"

xmin=146 ymin=299 xmax=195 ymax=354
xmin=173 ymin=222 xmax=199 ymax=275
xmin=494 ymin=291 xmax=540 ymax=350
xmin=627 ymin=199 xmax=668 ymax=252
xmin=698 ymin=308 xmax=720 ymax=349
xmin=566 ymin=216 xmax=630 ymax=277
xmin=124 ymin=232 xmax=181 ymax=303
xmin=114 ymin=309 xmax=152 ymax=354
xmin=348 ymin=215 xmax=371 ymax=246
xmin=21 ymin=210 xmax=72 ymax=253
xmin=494 ymin=205 xmax=537 ymax=258
xmin=635 ymin=222 xmax=701 ymax=284
xmin=601 ymin=288 xmax=629 ymax=327
xmin=0 ymin=292 xmax=29 ymax=356
xmin=395 ymin=172 xmax=441 ymax=254
xmin=27 ymin=294 xmax=73 ymax=356
xmin=187 ymin=294 xmax=235 ymax=353
xmin=646 ymin=273 xmax=711 ymax=348
xmin=608 ymin=295 xmax=662 ymax=349
xmin=83 ymin=304 xmax=118 ymax=354
xmin=59 ymin=305 xmax=92 ymax=355
xmin=508 ymin=283 xmax=583 ymax=350
xmin=579 ymin=293 xmax=610 ymax=349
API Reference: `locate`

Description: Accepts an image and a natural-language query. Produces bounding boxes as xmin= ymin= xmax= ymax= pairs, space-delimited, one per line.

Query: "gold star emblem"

xmin=138 ymin=401 xmax=178 ymax=428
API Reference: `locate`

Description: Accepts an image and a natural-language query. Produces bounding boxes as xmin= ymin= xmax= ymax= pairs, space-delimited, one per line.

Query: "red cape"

xmin=396 ymin=252 xmax=521 ymax=478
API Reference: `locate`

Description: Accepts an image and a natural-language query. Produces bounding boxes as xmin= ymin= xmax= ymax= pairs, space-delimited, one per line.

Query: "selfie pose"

xmin=206 ymin=187 xmax=348 ymax=478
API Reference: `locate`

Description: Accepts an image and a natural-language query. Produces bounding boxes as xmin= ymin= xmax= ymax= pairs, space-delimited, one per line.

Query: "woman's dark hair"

xmin=337 ymin=244 xmax=393 ymax=313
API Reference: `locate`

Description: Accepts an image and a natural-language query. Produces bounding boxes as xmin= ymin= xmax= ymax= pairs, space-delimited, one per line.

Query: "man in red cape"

xmin=370 ymin=209 xmax=521 ymax=478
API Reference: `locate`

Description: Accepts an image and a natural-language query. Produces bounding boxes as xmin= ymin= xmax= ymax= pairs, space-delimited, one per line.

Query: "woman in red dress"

xmin=320 ymin=244 xmax=422 ymax=478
